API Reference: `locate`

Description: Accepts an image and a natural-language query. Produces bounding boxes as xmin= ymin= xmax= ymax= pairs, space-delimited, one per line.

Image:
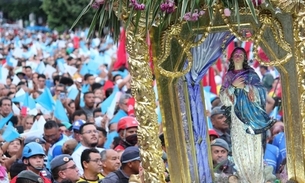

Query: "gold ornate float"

xmin=73 ymin=0 xmax=305 ymax=182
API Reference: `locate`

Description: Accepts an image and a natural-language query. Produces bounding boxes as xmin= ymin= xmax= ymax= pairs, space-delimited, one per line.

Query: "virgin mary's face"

xmin=232 ymin=50 xmax=245 ymax=66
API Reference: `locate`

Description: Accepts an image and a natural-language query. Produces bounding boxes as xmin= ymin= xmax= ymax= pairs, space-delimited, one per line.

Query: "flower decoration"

xmin=130 ymin=0 xmax=145 ymax=10
xmin=91 ymin=0 xmax=105 ymax=9
xmin=160 ymin=0 xmax=176 ymax=13
xmin=73 ymin=0 xmax=264 ymax=41
xmin=183 ymin=9 xmax=205 ymax=21
xmin=252 ymin=0 xmax=264 ymax=6
xmin=224 ymin=8 xmax=231 ymax=17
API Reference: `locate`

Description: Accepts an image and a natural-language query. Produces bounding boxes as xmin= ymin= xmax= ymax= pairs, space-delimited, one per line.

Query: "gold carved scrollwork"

xmin=126 ymin=26 xmax=166 ymax=182
xmin=294 ymin=12 xmax=305 ymax=138
xmin=252 ymin=13 xmax=292 ymax=66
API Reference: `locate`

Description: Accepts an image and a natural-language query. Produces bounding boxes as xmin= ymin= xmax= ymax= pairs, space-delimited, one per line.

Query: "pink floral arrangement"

xmin=130 ymin=0 xmax=145 ymax=10
xmin=91 ymin=0 xmax=105 ymax=9
xmin=183 ymin=9 xmax=205 ymax=21
xmin=160 ymin=0 xmax=175 ymax=13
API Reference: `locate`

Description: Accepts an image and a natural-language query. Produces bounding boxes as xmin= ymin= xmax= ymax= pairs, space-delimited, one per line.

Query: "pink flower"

xmin=91 ymin=2 xmax=100 ymax=9
xmin=252 ymin=0 xmax=264 ymax=6
xmin=129 ymin=0 xmax=145 ymax=10
xmin=160 ymin=0 xmax=175 ymax=13
xmin=95 ymin=0 xmax=105 ymax=5
xmin=224 ymin=8 xmax=231 ymax=17
xmin=183 ymin=9 xmax=205 ymax=21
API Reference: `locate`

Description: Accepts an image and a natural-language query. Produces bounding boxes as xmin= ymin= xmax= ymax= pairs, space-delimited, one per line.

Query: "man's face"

xmin=211 ymin=114 xmax=228 ymax=131
xmin=211 ymin=146 xmax=228 ymax=164
xmin=121 ymin=127 xmax=138 ymax=139
xmin=59 ymin=161 xmax=80 ymax=182
xmin=80 ymin=125 xmax=98 ymax=147
xmin=38 ymin=77 xmax=46 ymax=88
xmin=119 ymin=99 xmax=129 ymax=112
xmin=97 ymin=131 xmax=106 ymax=148
xmin=55 ymin=86 xmax=65 ymax=96
xmin=128 ymin=160 xmax=141 ymax=174
xmin=88 ymin=76 xmax=95 ymax=85
xmin=74 ymin=114 xmax=86 ymax=121
xmin=43 ymin=127 xmax=61 ymax=145
xmin=0 ymin=99 xmax=12 ymax=116
xmin=0 ymin=84 xmax=9 ymax=97
xmin=94 ymin=111 xmax=103 ymax=118
xmin=84 ymin=152 xmax=103 ymax=174
xmin=25 ymin=68 xmax=32 ymax=77
xmin=26 ymin=155 xmax=45 ymax=170
xmin=102 ymin=150 xmax=120 ymax=172
xmin=85 ymin=93 xmax=95 ymax=108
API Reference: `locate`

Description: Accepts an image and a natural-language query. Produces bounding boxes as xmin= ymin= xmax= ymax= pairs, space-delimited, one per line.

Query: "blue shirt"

xmin=47 ymin=134 xmax=69 ymax=170
xmin=264 ymin=144 xmax=280 ymax=174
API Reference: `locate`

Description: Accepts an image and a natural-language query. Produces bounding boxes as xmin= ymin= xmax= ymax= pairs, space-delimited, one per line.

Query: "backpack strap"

xmin=114 ymin=170 xmax=129 ymax=183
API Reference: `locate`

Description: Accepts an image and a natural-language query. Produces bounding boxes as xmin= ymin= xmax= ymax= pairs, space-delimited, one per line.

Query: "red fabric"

xmin=209 ymin=68 xmax=217 ymax=94
xmin=209 ymin=129 xmax=219 ymax=138
xmin=127 ymin=98 xmax=135 ymax=116
xmin=216 ymin=58 xmax=222 ymax=72
xmin=257 ymin=47 xmax=270 ymax=62
xmin=227 ymin=41 xmax=235 ymax=59
xmin=10 ymin=172 xmax=52 ymax=183
xmin=113 ymin=29 xmax=127 ymax=70
xmin=73 ymin=37 xmax=80 ymax=49
xmin=1 ymin=59 xmax=6 ymax=65
xmin=202 ymin=75 xmax=208 ymax=86
xmin=21 ymin=106 xmax=27 ymax=117
xmin=147 ymin=31 xmax=154 ymax=72
xmin=103 ymin=80 xmax=114 ymax=91
xmin=114 ymin=144 xmax=125 ymax=152
xmin=243 ymin=41 xmax=252 ymax=59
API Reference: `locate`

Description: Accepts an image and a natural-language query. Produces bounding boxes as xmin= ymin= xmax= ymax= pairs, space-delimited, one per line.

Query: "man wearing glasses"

xmin=72 ymin=123 xmax=104 ymax=175
xmin=77 ymin=148 xmax=104 ymax=182
xmin=50 ymin=154 xmax=80 ymax=183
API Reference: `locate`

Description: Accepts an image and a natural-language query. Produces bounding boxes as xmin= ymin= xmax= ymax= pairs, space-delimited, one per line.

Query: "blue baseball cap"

xmin=121 ymin=146 xmax=141 ymax=164
xmin=72 ymin=120 xmax=86 ymax=133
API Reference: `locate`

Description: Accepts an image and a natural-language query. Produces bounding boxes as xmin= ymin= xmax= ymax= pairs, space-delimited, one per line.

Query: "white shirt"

xmin=71 ymin=144 xmax=104 ymax=175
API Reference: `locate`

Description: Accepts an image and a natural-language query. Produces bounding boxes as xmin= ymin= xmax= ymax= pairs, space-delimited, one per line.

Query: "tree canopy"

xmin=42 ymin=0 xmax=95 ymax=32
xmin=0 ymin=0 xmax=46 ymax=21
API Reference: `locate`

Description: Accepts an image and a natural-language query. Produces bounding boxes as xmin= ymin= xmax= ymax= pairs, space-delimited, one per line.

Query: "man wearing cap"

xmin=100 ymin=146 xmax=141 ymax=183
xmin=211 ymin=138 xmax=236 ymax=175
xmin=71 ymin=119 xmax=86 ymax=151
xmin=210 ymin=106 xmax=231 ymax=148
xmin=114 ymin=116 xmax=138 ymax=153
xmin=10 ymin=142 xmax=52 ymax=183
xmin=16 ymin=170 xmax=43 ymax=183
xmin=208 ymin=129 xmax=220 ymax=142
xmin=50 ymin=154 xmax=80 ymax=183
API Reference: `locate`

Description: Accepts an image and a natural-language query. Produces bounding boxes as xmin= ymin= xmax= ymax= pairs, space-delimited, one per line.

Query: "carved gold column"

xmin=125 ymin=24 xmax=165 ymax=182
xmin=292 ymin=11 xmax=305 ymax=182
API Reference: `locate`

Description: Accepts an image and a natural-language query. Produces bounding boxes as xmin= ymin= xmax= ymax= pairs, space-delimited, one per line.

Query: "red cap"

xmin=103 ymin=80 xmax=114 ymax=91
xmin=117 ymin=116 xmax=139 ymax=132
xmin=209 ymin=129 xmax=219 ymax=138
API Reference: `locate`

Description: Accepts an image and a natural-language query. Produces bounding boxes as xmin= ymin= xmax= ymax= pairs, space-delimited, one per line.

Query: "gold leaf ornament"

xmin=270 ymin=0 xmax=305 ymax=12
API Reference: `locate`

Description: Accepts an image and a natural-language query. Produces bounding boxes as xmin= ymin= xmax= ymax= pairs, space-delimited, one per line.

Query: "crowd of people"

xmin=0 ymin=25 xmax=287 ymax=183
xmin=0 ymin=27 xmax=154 ymax=183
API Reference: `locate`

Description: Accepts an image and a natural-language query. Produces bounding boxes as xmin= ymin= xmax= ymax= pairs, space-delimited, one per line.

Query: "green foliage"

xmin=42 ymin=0 xmax=95 ymax=32
xmin=0 ymin=0 xmax=46 ymax=20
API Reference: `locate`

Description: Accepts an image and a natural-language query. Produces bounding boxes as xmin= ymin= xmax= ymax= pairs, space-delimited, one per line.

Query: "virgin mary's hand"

xmin=232 ymin=77 xmax=245 ymax=88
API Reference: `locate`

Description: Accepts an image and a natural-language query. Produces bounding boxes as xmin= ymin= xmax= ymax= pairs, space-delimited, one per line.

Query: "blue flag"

xmin=81 ymin=84 xmax=90 ymax=93
xmin=80 ymin=63 xmax=89 ymax=76
xmin=36 ymin=88 xmax=54 ymax=112
xmin=54 ymin=100 xmax=69 ymax=122
xmin=2 ymin=122 xmax=20 ymax=142
xmin=36 ymin=62 xmax=46 ymax=74
xmin=101 ymin=85 xmax=119 ymax=114
xmin=0 ymin=112 xmax=13 ymax=129
xmin=67 ymin=87 xmax=79 ymax=100
xmin=23 ymin=93 xmax=36 ymax=110
xmin=109 ymin=109 xmax=127 ymax=124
